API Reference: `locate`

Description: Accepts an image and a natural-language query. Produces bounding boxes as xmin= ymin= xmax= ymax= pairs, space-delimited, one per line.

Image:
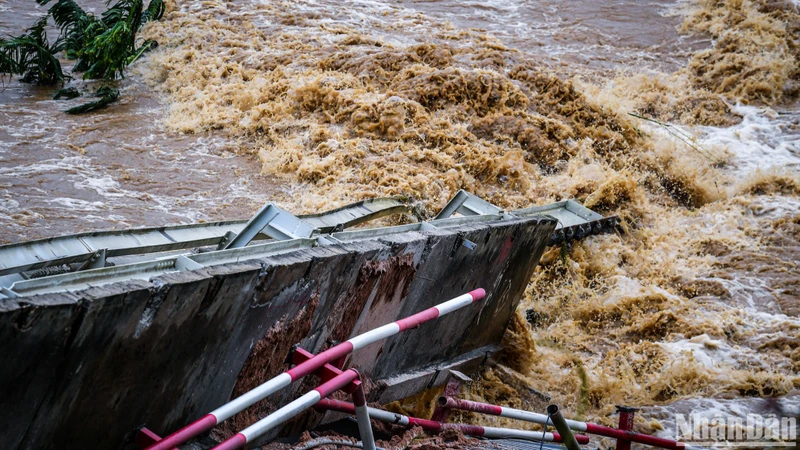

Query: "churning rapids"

xmin=1 ymin=0 xmax=799 ymax=447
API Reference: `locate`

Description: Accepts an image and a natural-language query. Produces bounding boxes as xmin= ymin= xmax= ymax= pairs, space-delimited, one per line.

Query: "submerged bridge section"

xmin=0 ymin=192 xmax=616 ymax=450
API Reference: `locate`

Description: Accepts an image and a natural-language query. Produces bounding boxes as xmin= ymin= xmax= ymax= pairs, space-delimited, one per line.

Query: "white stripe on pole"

xmin=354 ymin=404 xmax=377 ymax=450
xmin=499 ymin=406 xmax=589 ymax=432
xmin=239 ymin=390 xmax=322 ymax=442
xmin=348 ymin=323 xmax=401 ymax=350
xmin=481 ymin=426 xmax=558 ymax=441
xmin=355 ymin=405 xmax=558 ymax=442
xmin=434 ymin=293 xmax=475 ymax=315
xmin=211 ymin=373 xmax=293 ymax=422
xmin=362 ymin=406 xmax=410 ymax=425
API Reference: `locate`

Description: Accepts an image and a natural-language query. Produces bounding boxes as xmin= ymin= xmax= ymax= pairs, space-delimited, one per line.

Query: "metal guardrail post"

xmin=351 ymin=372 xmax=376 ymax=450
xmin=547 ymin=405 xmax=581 ymax=450
xmin=430 ymin=370 xmax=471 ymax=422
xmin=616 ymin=406 xmax=638 ymax=450
xmin=434 ymin=190 xmax=503 ymax=219
xmin=222 ymin=203 xmax=315 ymax=249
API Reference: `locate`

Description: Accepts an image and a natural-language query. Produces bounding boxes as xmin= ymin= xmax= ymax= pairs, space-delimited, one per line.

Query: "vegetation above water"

xmin=0 ymin=0 xmax=164 ymax=112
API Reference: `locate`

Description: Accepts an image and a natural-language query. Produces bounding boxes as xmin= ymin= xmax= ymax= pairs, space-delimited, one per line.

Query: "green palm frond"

xmin=126 ymin=39 xmax=157 ymax=65
xmin=48 ymin=0 xmax=89 ymax=31
xmin=79 ymin=22 xmax=134 ymax=79
xmin=73 ymin=0 xmax=144 ymax=79
xmin=0 ymin=17 xmax=66 ymax=84
xmin=2 ymin=0 xmax=166 ymax=109
xmin=0 ymin=49 xmax=19 ymax=74
xmin=141 ymin=0 xmax=165 ymax=23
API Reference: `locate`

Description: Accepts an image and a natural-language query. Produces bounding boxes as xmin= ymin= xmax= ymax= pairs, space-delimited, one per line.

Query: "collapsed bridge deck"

xmin=0 ymin=193 xmax=616 ymax=450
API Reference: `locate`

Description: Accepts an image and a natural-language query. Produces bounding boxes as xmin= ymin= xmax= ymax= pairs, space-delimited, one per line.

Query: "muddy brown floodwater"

xmin=398 ymin=0 xmax=710 ymax=75
xmin=1 ymin=0 xmax=799 ymax=447
xmin=0 ymin=0 xmax=286 ymax=244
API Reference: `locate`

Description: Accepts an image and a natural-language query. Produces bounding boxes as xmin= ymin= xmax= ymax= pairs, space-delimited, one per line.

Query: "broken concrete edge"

xmin=0 ymin=215 xmax=557 ymax=450
xmin=370 ymin=344 xmax=499 ymax=404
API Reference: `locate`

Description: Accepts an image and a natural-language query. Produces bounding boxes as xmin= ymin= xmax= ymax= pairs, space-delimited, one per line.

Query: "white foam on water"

xmin=658 ymin=333 xmax=781 ymax=372
xmin=696 ymin=105 xmax=800 ymax=176
xmin=75 ymin=175 xmax=125 ymax=197
xmin=48 ymin=197 xmax=109 ymax=211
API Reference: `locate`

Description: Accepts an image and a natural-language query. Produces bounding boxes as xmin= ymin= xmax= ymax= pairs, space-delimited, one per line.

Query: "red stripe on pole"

xmin=212 ymin=433 xmax=247 ymax=450
xmin=286 ymin=342 xmax=354 ymax=381
xmin=441 ymin=397 xmax=502 ymax=415
xmin=552 ymin=432 xmax=590 ymax=445
xmin=407 ymin=417 xmax=444 ymax=431
xmin=352 ymin=385 xmax=367 ymax=407
xmin=585 ymin=423 xmax=686 ymax=449
xmin=313 ymin=369 xmax=359 ymax=398
xmin=444 ymin=423 xmax=485 ymax=436
xmin=396 ymin=289 xmax=486 ymax=331
xmin=317 ymin=398 xmax=355 ymax=414
xmin=145 ymin=414 xmax=217 ymax=450
xmin=292 ymin=347 xmax=361 ymax=394
xmin=468 ymin=288 xmax=486 ymax=301
xmin=396 ymin=307 xmax=439 ymax=331
xmin=442 ymin=396 xmax=687 ymax=449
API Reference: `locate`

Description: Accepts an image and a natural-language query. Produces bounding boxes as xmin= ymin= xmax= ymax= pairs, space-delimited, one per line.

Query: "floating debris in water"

xmin=65 ymin=86 xmax=120 ymax=114
xmin=53 ymin=86 xmax=80 ymax=99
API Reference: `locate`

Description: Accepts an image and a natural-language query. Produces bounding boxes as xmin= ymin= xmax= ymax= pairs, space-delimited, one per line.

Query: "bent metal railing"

xmin=436 ymin=397 xmax=702 ymax=450
xmin=134 ymin=287 xmax=696 ymax=450
xmin=137 ymin=289 xmax=486 ymax=450
xmin=313 ymin=399 xmax=591 ymax=445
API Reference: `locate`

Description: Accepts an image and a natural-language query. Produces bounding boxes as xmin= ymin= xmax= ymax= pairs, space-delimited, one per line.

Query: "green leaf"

xmin=141 ymin=0 xmax=165 ymax=22
xmin=65 ymin=86 xmax=119 ymax=113
xmin=0 ymin=16 xmax=67 ymax=85
xmin=3 ymin=0 xmax=166 ymax=109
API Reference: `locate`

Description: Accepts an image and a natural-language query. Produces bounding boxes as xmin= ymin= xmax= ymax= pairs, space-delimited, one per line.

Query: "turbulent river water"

xmin=2 ymin=0 xmax=799 ymax=446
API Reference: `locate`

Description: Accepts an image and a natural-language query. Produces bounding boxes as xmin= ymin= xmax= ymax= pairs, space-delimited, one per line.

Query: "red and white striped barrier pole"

xmin=351 ymin=373 xmax=376 ymax=450
xmin=314 ymin=399 xmax=591 ymax=445
xmin=145 ymin=289 xmax=486 ymax=450
xmin=213 ymin=369 xmax=360 ymax=450
xmin=439 ymin=397 xmax=695 ymax=449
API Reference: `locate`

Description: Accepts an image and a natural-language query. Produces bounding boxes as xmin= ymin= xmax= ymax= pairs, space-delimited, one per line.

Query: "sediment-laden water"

xmin=1 ymin=0 xmax=798 ymax=446
xmin=0 ymin=0 xmax=285 ymax=243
